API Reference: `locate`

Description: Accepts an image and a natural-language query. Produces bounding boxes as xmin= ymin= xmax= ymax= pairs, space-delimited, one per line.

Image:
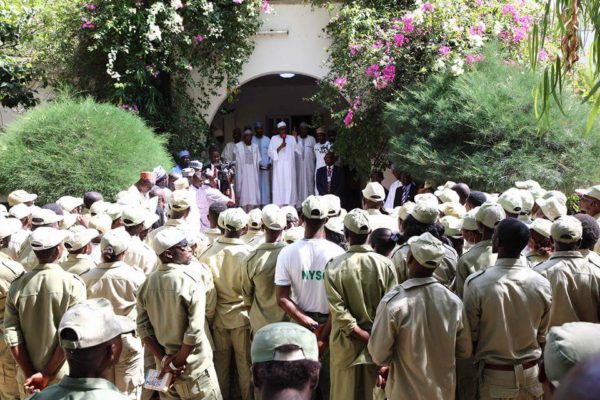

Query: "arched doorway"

xmin=210 ymin=73 xmax=329 ymax=140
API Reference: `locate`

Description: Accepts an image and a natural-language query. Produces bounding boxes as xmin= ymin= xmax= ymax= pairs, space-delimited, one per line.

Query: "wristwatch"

xmin=169 ymin=361 xmax=180 ymax=371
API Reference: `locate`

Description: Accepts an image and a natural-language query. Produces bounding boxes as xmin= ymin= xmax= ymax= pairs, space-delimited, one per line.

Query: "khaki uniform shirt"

xmin=0 ymin=258 xmax=25 ymax=365
xmin=368 ymin=277 xmax=471 ymax=400
xmin=391 ymin=243 xmax=457 ymax=290
xmin=241 ymin=241 xmax=288 ymax=333
xmin=61 ymin=253 xmax=96 ymax=276
xmin=4 ymin=263 xmax=86 ymax=372
xmin=455 ymin=239 xmax=496 ymax=298
xmin=464 ymin=259 xmax=552 ymax=364
xmin=366 ymin=209 xmax=399 ymax=232
xmin=325 ymin=245 xmax=398 ymax=368
xmin=242 ymin=230 xmax=264 ymax=246
xmin=204 ymin=228 xmax=221 ymax=245
xmin=594 ymin=213 xmax=600 ymax=253
xmin=0 ymin=229 xmax=30 ymax=261
xmin=81 ymin=261 xmax=146 ymax=321
xmin=29 ymin=376 xmax=128 ymax=400
xmin=137 ymin=262 xmax=212 ymax=381
xmin=124 ymin=236 xmax=158 ymax=275
xmin=525 ymin=249 xmax=549 ymax=268
xmin=199 ymin=238 xmax=253 ymax=329
xmin=534 ymin=251 xmax=600 ymax=327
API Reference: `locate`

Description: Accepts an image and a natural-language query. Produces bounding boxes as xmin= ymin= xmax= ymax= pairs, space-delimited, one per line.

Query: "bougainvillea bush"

xmin=312 ymin=0 xmax=552 ymax=173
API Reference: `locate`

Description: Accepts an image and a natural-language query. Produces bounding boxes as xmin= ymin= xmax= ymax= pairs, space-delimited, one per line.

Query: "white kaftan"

xmin=234 ymin=141 xmax=260 ymax=207
xmin=268 ymin=135 xmax=301 ymax=206
xmin=295 ymin=135 xmax=316 ymax=206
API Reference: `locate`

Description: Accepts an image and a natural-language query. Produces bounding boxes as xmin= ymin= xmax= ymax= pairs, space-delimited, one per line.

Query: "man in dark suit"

xmin=393 ymin=172 xmax=417 ymax=207
xmin=202 ymin=147 xmax=231 ymax=196
xmin=316 ymin=152 xmax=344 ymax=196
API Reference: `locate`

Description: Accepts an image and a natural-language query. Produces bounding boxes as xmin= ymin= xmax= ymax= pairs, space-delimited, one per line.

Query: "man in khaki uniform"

xmin=122 ymin=207 xmax=159 ymax=275
xmin=525 ymin=219 xmax=553 ymax=267
xmin=61 ymin=228 xmax=98 ymax=276
xmin=576 ymin=184 xmax=600 ymax=252
xmin=199 ymin=208 xmax=253 ymax=400
xmin=464 ymin=218 xmax=552 ymax=400
xmin=81 ymin=229 xmax=146 ymax=399
xmin=30 ymin=299 xmax=132 ymax=400
xmin=369 ymin=232 xmax=472 ymax=400
xmin=19 ymin=208 xmax=64 ymax=270
xmin=138 ymin=227 xmax=221 ymax=399
xmin=1 ymin=204 xmax=32 ymax=262
xmin=325 ymin=209 xmax=398 ymax=400
xmin=534 ymin=216 xmax=600 ymax=327
xmin=241 ymin=205 xmax=288 ymax=334
xmin=204 ymin=202 xmax=227 ymax=244
xmin=455 ymin=201 xmax=505 ymax=298
xmin=242 ymin=208 xmax=265 ymax=246
xmin=0 ymin=219 xmax=25 ymax=399
xmin=573 ymin=213 xmax=600 ymax=267
xmin=4 ymin=227 xmax=87 ymax=397
xmin=391 ymin=202 xmax=458 ymax=289
xmin=361 ymin=182 xmax=398 ymax=231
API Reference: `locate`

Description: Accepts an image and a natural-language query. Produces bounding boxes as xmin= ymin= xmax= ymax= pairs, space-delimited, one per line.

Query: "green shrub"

xmin=384 ymin=44 xmax=600 ymax=193
xmin=0 ymin=97 xmax=172 ymax=204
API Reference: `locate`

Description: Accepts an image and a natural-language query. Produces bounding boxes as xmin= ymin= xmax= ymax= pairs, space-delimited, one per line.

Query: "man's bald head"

xmin=84 ymin=192 xmax=103 ymax=210
xmin=451 ymin=183 xmax=471 ymax=205
xmin=555 ymin=355 xmax=600 ymax=400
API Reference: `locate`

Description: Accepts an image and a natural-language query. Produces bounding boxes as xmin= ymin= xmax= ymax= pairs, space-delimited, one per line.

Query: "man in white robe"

xmin=268 ymin=121 xmax=301 ymax=206
xmin=234 ymin=128 xmax=261 ymax=211
xmin=295 ymin=122 xmax=316 ymax=207
xmin=222 ymin=127 xmax=241 ymax=163
xmin=252 ymin=121 xmax=271 ymax=206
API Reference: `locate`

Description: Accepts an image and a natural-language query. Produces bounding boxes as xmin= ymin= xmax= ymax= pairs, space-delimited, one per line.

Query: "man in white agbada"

xmin=195 ymin=171 xmax=233 ymax=231
xmin=295 ymin=122 xmax=316 ymax=207
xmin=268 ymin=121 xmax=301 ymax=206
xmin=252 ymin=121 xmax=271 ymax=206
xmin=235 ymin=128 xmax=261 ymax=211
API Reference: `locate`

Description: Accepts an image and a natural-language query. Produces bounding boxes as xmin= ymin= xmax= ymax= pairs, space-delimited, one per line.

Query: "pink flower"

xmin=349 ymin=44 xmax=361 ymax=56
xmin=538 ymin=49 xmax=549 ymax=61
xmin=402 ymin=16 xmax=414 ymax=33
xmin=393 ymin=33 xmax=406 ymax=47
xmin=365 ymin=64 xmax=380 ymax=77
xmin=260 ymin=0 xmax=270 ymax=11
xmin=343 ymin=110 xmax=354 ymax=127
xmin=469 ymin=23 xmax=485 ymax=36
xmin=186 ymin=64 xmax=193 ymax=72
xmin=438 ymin=46 xmax=450 ymax=56
xmin=85 ymin=4 xmax=96 ymax=10
xmin=233 ymin=0 xmax=243 ymax=4
xmin=512 ymin=27 xmax=526 ymax=43
xmin=421 ymin=2 xmax=434 ymax=12
xmin=372 ymin=41 xmax=384 ymax=50
xmin=466 ymin=54 xmax=484 ymax=65
xmin=502 ymin=4 xmax=517 ymax=17
xmin=382 ymin=64 xmax=396 ymax=82
xmin=334 ymin=76 xmax=347 ymax=89
xmin=193 ymin=34 xmax=204 ymax=44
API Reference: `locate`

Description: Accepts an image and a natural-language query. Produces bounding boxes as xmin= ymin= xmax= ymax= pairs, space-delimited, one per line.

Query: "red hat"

xmin=140 ymin=171 xmax=157 ymax=184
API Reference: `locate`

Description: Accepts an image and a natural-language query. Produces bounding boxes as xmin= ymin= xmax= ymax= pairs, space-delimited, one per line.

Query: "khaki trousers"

xmin=330 ymin=363 xmax=377 ymax=400
xmin=212 ymin=326 xmax=252 ymax=400
xmin=160 ymin=366 xmax=222 ymax=400
xmin=0 ymin=352 xmax=19 ymax=400
xmin=478 ymin=365 xmax=543 ymax=400
xmin=106 ymin=333 xmax=144 ymax=400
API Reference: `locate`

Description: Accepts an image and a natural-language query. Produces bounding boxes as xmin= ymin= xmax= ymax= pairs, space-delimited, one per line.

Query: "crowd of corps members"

xmin=2 ymin=174 xmax=600 ymax=400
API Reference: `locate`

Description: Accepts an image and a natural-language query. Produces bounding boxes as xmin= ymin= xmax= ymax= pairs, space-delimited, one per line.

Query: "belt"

xmin=485 ymin=360 xmax=538 ymax=371
xmin=305 ymin=311 xmax=329 ymax=319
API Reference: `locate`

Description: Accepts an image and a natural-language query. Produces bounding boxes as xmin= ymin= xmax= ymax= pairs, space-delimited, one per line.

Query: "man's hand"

xmin=24 ymin=372 xmax=51 ymax=394
xmin=277 ymin=142 xmax=286 ymax=152
xmin=159 ymin=354 xmax=185 ymax=379
xmin=300 ymin=315 xmax=319 ymax=331
xmin=376 ymin=366 xmax=390 ymax=389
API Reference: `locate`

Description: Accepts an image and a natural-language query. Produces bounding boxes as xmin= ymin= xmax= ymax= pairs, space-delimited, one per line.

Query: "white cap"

xmin=30 ymin=227 xmax=65 ymax=251
xmin=576 ymin=185 xmax=600 ymax=201
xmin=281 ymin=206 xmax=299 ymax=221
xmin=283 ymin=226 xmax=304 ymax=243
xmin=100 ymin=228 xmax=131 ymax=255
xmin=9 ymin=204 xmax=32 ymax=220
xmin=408 ymin=232 xmax=445 ymax=269
xmin=64 ymin=229 xmax=99 ymax=252
xmin=410 ymin=202 xmax=440 ymax=224
xmin=515 ymin=180 xmax=541 ymax=190
xmin=143 ymin=212 xmax=159 ymax=230
xmin=223 ymin=208 xmax=250 ymax=232
xmin=262 ymin=205 xmax=286 ymax=231
xmin=277 ymin=121 xmax=287 ymax=129
xmin=476 ymin=202 xmax=506 ymax=229
xmin=498 ymin=188 xmax=524 ymax=214
xmin=0 ymin=218 xmax=22 ymax=239
xmin=174 ymin=178 xmax=189 ymax=191
xmin=89 ymin=214 xmax=112 ymax=234
xmin=531 ymin=218 xmax=552 ymax=239
xmin=519 ymin=189 xmax=535 ymax=214
xmin=248 ymin=209 xmax=263 ymax=229
xmin=57 ymin=196 xmax=84 ymax=213
xmin=439 ymin=202 xmax=466 ymax=218
xmin=89 ymin=201 xmax=109 ymax=216
xmin=31 ymin=208 xmax=63 ymax=226
xmin=59 ymin=298 xmax=135 ymax=350
xmin=301 ymin=196 xmax=328 ymax=220
xmin=122 ymin=207 xmax=146 ymax=227
xmin=171 ymin=190 xmax=194 ymax=212
xmin=115 ymin=191 xmax=136 ymax=206
xmin=325 ymin=217 xmax=344 ymax=235
xmin=343 ymin=209 xmax=371 ymax=234
xmin=551 ymin=216 xmax=582 ymax=244
xmin=440 ymin=215 xmax=463 ymax=238
xmin=322 ymin=194 xmax=341 ymax=217
xmin=105 ymin=203 xmax=124 ymax=221
xmin=362 ymin=182 xmax=386 ymax=202
xmin=8 ymin=190 xmax=37 ymax=207
xmin=536 ymin=197 xmax=567 ymax=221
xmin=152 ymin=227 xmax=187 ymax=255
xmin=461 ymin=207 xmax=480 ymax=231
xmin=414 ymin=193 xmax=439 ymax=205
xmin=398 ymin=202 xmax=416 ymax=221
xmin=434 ymin=188 xmax=460 ymax=204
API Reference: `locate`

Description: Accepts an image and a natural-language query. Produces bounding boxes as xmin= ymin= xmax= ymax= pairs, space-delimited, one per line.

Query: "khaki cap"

xmin=57 ymin=196 xmax=84 ymax=213
xmin=536 ymin=197 xmax=567 ymax=221
xmin=0 ymin=218 xmax=22 ymax=239
xmin=251 ymin=322 xmax=318 ymax=363
xmin=576 ymin=185 xmax=600 ymax=201
xmin=105 ymin=203 xmax=124 ymax=221
xmin=281 ymin=206 xmax=299 ymax=221
xmin=262 ymin=205 xmax=286 ymax=231
xmin=89 ymin=201 xmax=109 ymax=216
xmin=248 ymin=209 xmax=263 ymax=229
xmin=283 ymin=226 xmax=304 ymax=243
xmin=434 ymin=188 xmax=460 ymax=204
xmin=498 ymin=188 xmax=523 ymax=214
xmin=461 ymin=207 xmax=480 ymax=231
xmin=143 ymin=212 xmax=159 ymax=230
xmin=322 ymin=194 xmax=341 ymax=217
xmin=101 ymin=228 xmax=131 ymax=255
xmin=414 ymin=193 xmax=439 ymax=205
xmin=439 ymin=202 xmax=466 ymax=218
xmin=476 ymin=202 xmax=506 ymax=229
xmin=59 ymin=298 xmax=135 ymax=350
xmin=223 ymin=208 xmax=250 ymax=232
xmin=544 ymin=322 xmax=600 ymax=385
xmin=122 ymin=207 xmax=146 ymax=227
xmin=408 ymin=232 xmax=445 ymax=269
xmin=398 ymin=202 xmax=416 ymax=221
xmin=8 ymin=190 xmax=37 ymax=207
xmin=519 ymin=189 xmax=535 ymax=214
xmin=301 ymin=195 xmax=328 ymax=220
xmin=217 ymin=212 xmax=226 ymax=230
xmin=31 ymin=208 xmax=63 ymax=226
xmin=9 ymin=203 xmax=32 ymax=220
xmin=325 ymin=217 xmax=344 ymax=235
xmin=551 ymin=216 xmax=582 ymax=244
xmin=171 ymin=190 xmax=193 ymax=211
xmin=543 ymin=190 xmax=567 ymax=204
xmin=152 ymin=227 xmax=187 ymax=255
xmin=515 ymin=180 xmax=541 ymax=190
xmin=531 ymin=218 xmax=552 ymax=239
xmin=62 ymin=212 xmax=78 ymax=230
xmin=410 ymin=202 xmax=439 ymax=224
xmin=344 ymin=208 xmax=371 ymax=234
xmin=362 ymin=182 xmax=386 ymax=202
xmin=174 ymin=178 xmax=189 ymax=190
xmin=440 ymin=216 xmax=463 ymax=238
xmin=437 ymin=181 xmax=456 ymax=191
xmin=30 ymin=227 xmax=65 ymax=250
xmin=89 ymin=214 xmax=112 ymax=235
xmin=65 ymin=229 xmax=99 ymax=252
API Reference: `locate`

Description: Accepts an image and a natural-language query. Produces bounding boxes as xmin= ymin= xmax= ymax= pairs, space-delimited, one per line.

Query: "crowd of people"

xmin=2 ymin=155 xmax=600 ymax=400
